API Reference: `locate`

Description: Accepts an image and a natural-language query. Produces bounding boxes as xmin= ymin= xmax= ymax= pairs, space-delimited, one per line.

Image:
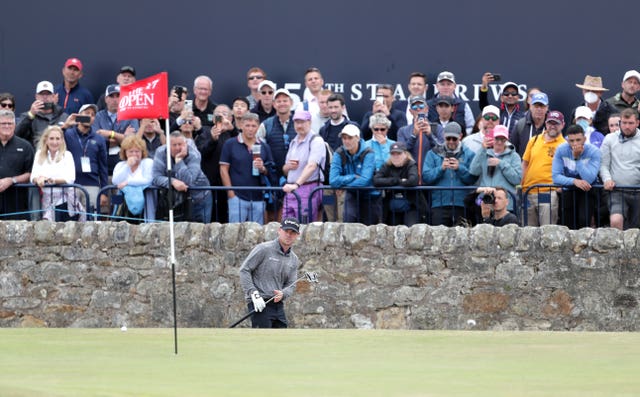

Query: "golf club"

xmin=229 ymin=271 xmax=319 ymax=328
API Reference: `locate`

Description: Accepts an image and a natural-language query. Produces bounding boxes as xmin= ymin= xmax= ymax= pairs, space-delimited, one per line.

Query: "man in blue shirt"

xmin=55 ymin=58 xmax=94 ymax=114
xmin=552 ymin=124 xmax=601 ymax=229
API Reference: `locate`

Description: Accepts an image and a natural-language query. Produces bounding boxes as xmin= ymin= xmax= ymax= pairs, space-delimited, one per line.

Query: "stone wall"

xmin=1 ymin=221 xmax=639 ymax=330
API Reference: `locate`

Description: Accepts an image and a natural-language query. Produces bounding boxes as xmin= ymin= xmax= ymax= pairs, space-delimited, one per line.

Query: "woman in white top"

xmin=30 ymin=126 xmax=84 ymax=221
xmin=112 ymin=135 xmax=155 ymax=222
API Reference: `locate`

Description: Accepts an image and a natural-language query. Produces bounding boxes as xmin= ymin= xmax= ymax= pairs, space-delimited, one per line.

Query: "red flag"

xmin=117 ymin=72 xmax=168 ymax=120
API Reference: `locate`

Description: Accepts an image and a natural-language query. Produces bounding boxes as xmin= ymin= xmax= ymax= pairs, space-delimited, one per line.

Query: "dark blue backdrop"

xmin=0 ymin=0 xmax=635 ymax=123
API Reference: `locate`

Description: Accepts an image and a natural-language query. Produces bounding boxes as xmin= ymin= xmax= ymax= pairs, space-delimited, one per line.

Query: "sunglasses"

xmin=445 ymin=136 xmax=458 ymax=141
xmin=1 ymin=102 xmax=14 ymax=108
xmin=248 ymin=75 xmax=264 ymax=81
xmin=261 ymin=90 xmax=273 ymax=95
xmin=483 ymin=115 xmax=499 ymax=121
xmin=411 ymin=103 xmax=426 ymax=110
xmin=502 ymin=92 xmax=519 ymax=97
xmin=372 ymin=128 xmax=388 ymax=132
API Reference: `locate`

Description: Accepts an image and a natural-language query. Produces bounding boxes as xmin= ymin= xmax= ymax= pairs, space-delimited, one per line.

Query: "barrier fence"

xmin=2 ymin=183 xmax=640 ymax=229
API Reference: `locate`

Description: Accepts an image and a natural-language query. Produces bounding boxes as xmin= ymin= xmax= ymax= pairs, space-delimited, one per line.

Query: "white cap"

xmin=340 ymin=123 xmax=360 ymax=137
xmin=574 ymin=106 xmax=593 ymax=120
xmin=258 ymin=80 xmax=276 ymax=91
xmin=36 ymin=81 xmax=54 ymax=94
xmin=623 ymin=70 xmax=640 ymax=83
xmin=273 ymin=88 xmax=292 ymax=100
xmin=482 ymin=105 xmax=500 ymax=117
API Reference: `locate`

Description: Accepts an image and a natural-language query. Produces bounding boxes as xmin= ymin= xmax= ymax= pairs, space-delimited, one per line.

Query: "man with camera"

xmin=16 ymin=81 xmax=69 ymax=148
xmin=478 ymin=186 xmax=519 ymax=226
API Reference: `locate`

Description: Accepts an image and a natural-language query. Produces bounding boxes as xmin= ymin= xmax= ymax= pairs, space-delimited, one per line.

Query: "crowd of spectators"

xmin=2 ymin=59 xmax=640 ymax=230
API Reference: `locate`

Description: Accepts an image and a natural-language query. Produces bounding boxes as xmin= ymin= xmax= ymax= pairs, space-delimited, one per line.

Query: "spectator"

xmin=319 ymin=93 xmax=354 ymax=151
xmin=423 ymin=122 xmax=476 ymax=226
xmin=373 ymin=142 xmax=421 ymax=226
xmin=219 ymin=113 xmax=276 ymax=224
xmin=599 ymin=108 xmax=640 ymax=230
xmin=112 ymin=135 xmax=155 ymax=222
xmin=94 ymin=84 xmax=139 ymax=175
xmin=191 ymin=75 xmax=217 ymax=127
xmin=55 ymin=57 xmax=94 ymax=114
xmin=571 ymin=75 xmax=617 ymax=135
xmin=397 ymin=95 xmax=436 ymax=180
xmin=196 ymin=104 xmax=239 ymax=223
xmin=573 ymin=106 xmax=605 ymax=148
xmin=0 ymin=109 xmax=34 ymax=220
xmin=16 ymin=81 xmax=68 ymax=148
xmin=0 ymin=93 xmax=16 ymax=113
xmin=511 ymin=92 xmax=549 ymax=157
xmin=30 ymin=126 xmax=80 ymax=222
xmin=478 ymin=74 xmax=524 ymax=134
xmin=606 ymin=70 xmax=640 ymax=113
xmin=300 ymin=67 xmax=325 ymax=118
xmin=231 ymin=97 xmax=250 ymax=130
xmin=608 ymin=113 xmax=621 ymax=134
xmin=469 ymin=124 xmax=522 ymax=213
xmin=163 ymin=85 xmax=188 ymax=132
xmin=463 ymin=105 xmax=500 ymax=155
xmin=245 ymin=67 xmax=266 ymax=109
xmin=393 ymin=72 xmax=428 ymax=125
xmin=365 ymin=112 xmax=395 ymax=171
xmin=524 ymin=87 xmax=542 ymax=111
xmin=310 ymin=89 xmax=332 ymax=134
xmin=63 ymin=104 xmax=108 ymax=213
xmin=97 ymin=65 xmax=136 ymax=110
xmin=329 ymin=124 xmax=378 ymax=225
xmin=427 ymin=71 xmax=474 ymax=134
xmin=520 ymin=110 xmax=566 ymax=226
xmin=552 ymin=124 xmax=601 ymax=229
xmin=360 ymin=84 xmax=407 ymax=141
xmin=282 ymin=110 xmax=326 ymax=222
xmin=251 ymin=80 xmax=276 ymax=122
xmin=432 ymin=95 xmax=458 ymax=145
xmin=478 ymin=186 xmax=519 ymax=226
xmin=152 ymin=132 xmax=212 ymax=223
xmin=137 ymin=118 xmax=165 ymax=158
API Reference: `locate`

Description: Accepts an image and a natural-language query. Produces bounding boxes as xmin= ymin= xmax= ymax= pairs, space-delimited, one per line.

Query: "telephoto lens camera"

xmin=482 ymin=192 xmax=495 ymax=205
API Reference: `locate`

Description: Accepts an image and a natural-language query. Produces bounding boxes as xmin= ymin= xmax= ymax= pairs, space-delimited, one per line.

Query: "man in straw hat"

xmin=571 ymin=75 xmax=618 ymax=135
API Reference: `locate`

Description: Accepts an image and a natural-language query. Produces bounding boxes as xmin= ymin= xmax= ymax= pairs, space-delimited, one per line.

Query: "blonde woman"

xmin=30 ymin=126 xmax=83 ymax=221
xmin=112 ymin=135 xmax=154 ymax=221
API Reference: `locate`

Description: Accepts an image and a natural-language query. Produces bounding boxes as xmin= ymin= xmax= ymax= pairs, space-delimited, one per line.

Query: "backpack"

xmin=309 ymin=134 xmax=333 ymax=184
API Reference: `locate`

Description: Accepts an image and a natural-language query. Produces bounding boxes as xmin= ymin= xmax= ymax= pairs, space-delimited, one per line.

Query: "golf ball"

xmin=121 ymin=326 xmax=127 ymax=332
xmin=467 ymin=319 xmax=476 ymax=327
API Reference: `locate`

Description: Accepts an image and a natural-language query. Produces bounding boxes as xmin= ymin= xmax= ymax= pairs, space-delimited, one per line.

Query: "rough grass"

xmin=0 ymin=328 xmax=639 ymax=397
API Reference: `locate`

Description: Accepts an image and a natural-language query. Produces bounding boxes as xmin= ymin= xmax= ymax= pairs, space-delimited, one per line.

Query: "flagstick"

xmin=165 ymin=118 xmax=178 ymax=355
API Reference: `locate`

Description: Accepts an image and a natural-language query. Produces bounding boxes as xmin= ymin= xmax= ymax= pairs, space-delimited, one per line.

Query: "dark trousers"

xmin=344 ymin=192 xmax=382 ymax=225
xmin=249 ymin=301 xmax=288 ymax=328
xmin=559 ymin=189 xmax=596 ymax=229
xmin=430 ymin=206 xmax=466 ymax=226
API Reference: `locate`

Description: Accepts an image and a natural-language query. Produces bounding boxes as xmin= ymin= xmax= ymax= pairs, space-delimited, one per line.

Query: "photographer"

xmin=478 ymin=186 xmax=519 ymax=226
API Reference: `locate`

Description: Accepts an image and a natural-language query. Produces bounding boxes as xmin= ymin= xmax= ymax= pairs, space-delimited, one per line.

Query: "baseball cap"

xmin=501 ymin=82 xmax=519 ymax=94
xmin=78 ymin=104 xmax=97 ymax=113
xmin=340 ymin=123 xmax=360 ymax=137
xmin=531 ymin=92 xmax=549 ymax=106
xmin=105 ymin=84 xmax=120 ymax=97
xmin=622 ymin=70 xmax=640 ymax=84
xmin=258 ymin=80 xmax=276 ymax=91
xmin=443 ymin=122 xmax=462 ymax=137
xmin=119 ymin=65 xmax=136 ymax=76
xmin=281 ymin=217 xmax=300 ymax=233
xmin=409 ymin=95 xmax=426 ymax=105
xmin=482 ymin=105 xmax=500 ymax=117
xmin=546 ymin=110 xmax=565 ymax=124
xmin=437 ymin=71 xmax=456 ymax=83
xmin=64 ymin=58 xmax=83 ymax=71
xmin=36 ymin=81 xmax=54 ymax=94
xmin=574 ymin=106 xmax=593 ymax=120
xmin=436 ymin=95 xmax=454 ymax=105
xmin=293 ymin=109 xmax=311 ymax=121
xmin=273 ymin=88 xmax=292 ymax=100
xmin=492 ymin=125 xmax=509 ymax=139
xmin=390 ymin=142 xmax=407 ymax=153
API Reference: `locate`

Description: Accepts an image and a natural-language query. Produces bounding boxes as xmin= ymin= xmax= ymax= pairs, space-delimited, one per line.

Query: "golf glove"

xmin=251 ymin=291 xmax=266 ymax=312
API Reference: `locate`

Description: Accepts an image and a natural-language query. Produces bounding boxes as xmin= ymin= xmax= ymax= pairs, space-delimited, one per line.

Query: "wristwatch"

xmin=11 ymin=177 xmax=17 ymax=184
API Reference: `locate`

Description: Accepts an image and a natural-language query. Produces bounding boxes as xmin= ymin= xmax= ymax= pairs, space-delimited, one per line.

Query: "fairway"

xmin=1 ymin=329 xmax=638 ymax=397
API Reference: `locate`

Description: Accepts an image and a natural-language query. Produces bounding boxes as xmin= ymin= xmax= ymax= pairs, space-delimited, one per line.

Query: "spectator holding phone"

xmin=463 ymin=105 xmax=500 ymax=155
xmin=398 ymin=96 xmax=436 ymax=179
xmin=478 ymin=73 xmax=524 ymax=135
xmin=16 ymin=81 xmax=68 ymax=148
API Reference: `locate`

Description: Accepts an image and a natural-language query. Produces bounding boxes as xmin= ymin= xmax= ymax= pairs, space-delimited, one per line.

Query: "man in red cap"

xmin=55 ymin=57 xmax=94 ymax=114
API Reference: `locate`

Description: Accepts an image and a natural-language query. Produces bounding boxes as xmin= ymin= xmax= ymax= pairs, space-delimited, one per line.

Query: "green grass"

xmin=1 ymin=329 xmax=639 ymax=397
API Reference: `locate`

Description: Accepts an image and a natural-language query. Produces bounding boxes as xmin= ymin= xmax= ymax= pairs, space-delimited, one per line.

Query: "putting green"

xmin=0 ymin=329 xmax=638 ymax=397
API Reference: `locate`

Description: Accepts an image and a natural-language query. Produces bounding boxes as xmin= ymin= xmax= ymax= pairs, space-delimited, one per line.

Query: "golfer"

xmin=239 ymin=217 xmax=301 ymax=328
